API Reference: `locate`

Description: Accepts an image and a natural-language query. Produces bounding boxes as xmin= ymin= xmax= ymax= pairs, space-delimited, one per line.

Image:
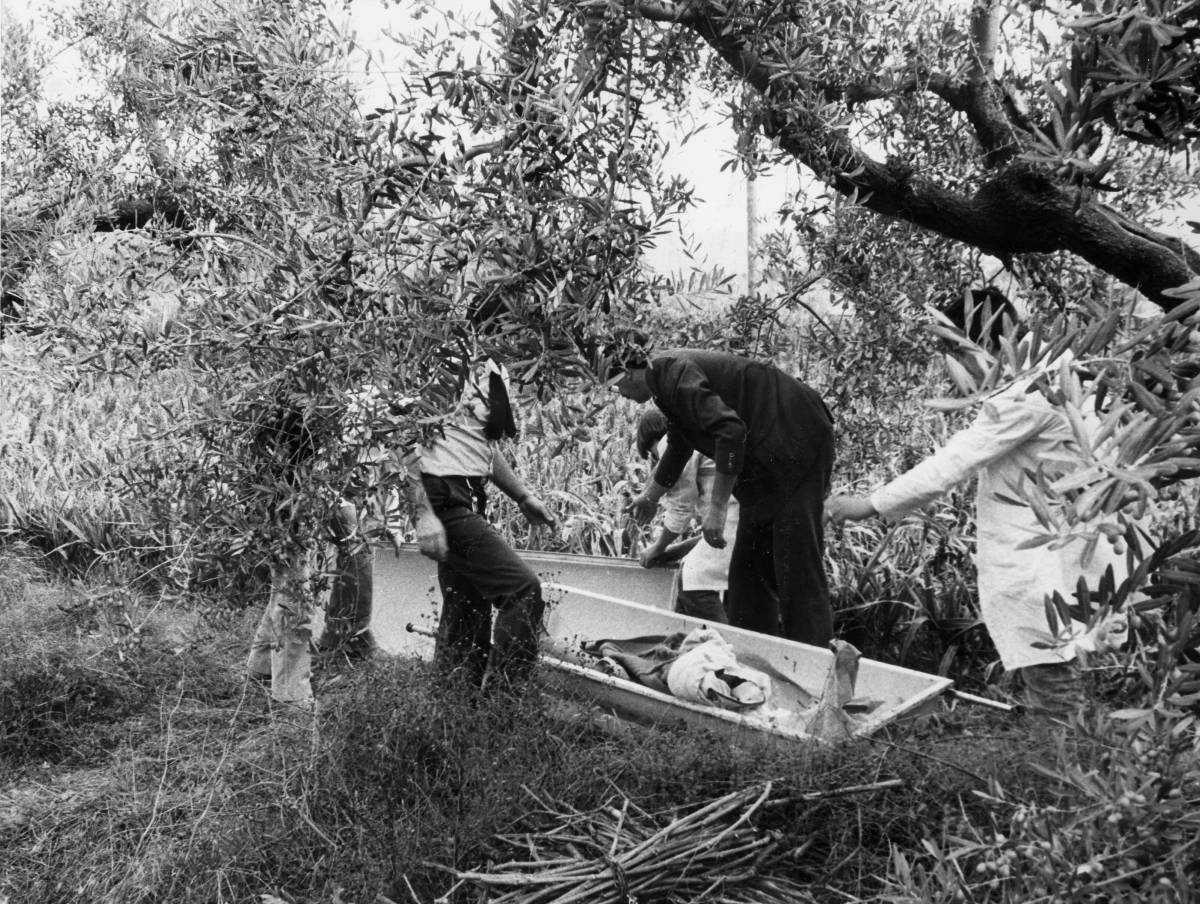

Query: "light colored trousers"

xmin=246 ymin=544 xmax=316 ymax=705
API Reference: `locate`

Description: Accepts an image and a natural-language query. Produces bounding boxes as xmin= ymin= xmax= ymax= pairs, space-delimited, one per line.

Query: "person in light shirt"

xmin=405 ymin=355 xmax=556 ymax=692
xmin=825 ymin=290 xmax=1132 ymax=716
xmin=634 ymin=409 xmax=739 ymax=624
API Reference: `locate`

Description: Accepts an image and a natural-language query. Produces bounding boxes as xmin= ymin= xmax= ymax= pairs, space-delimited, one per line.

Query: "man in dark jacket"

xmin=605 ymin=344 xmax=835 ymax=646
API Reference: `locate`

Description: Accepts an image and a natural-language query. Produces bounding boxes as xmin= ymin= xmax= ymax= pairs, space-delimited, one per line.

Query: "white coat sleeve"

xmin=870 ymin=393 xmax=1059 ymax=520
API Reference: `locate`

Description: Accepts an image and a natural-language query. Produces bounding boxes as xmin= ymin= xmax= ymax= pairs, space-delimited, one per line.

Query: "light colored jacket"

xmin=869 ymin=372 xmax=1126 ymax=670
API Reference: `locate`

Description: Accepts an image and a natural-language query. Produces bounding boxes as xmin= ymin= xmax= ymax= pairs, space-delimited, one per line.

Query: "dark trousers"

xmin=726 ymin=439 xmax=834 ymax=646
xmin=320 ymin=500 xmax=375 ymax=651
xmin=422 ymin=475 xmax=544 ymax=689
xmin=675 ymin=587 xmax=729 ymax=624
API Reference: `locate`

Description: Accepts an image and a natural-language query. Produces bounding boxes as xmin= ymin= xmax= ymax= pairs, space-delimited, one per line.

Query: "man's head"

xmin=597 ymin=329 xmax=652 ymax=402
xmin=636 ymin=409 xmax=669 ymax=460
xmin=939 ymin=286 xmax=1021 ymax=353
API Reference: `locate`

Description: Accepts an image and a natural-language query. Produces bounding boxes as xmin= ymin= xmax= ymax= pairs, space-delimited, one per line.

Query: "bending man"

xmin=606 ymin=344 xmax=835 ymax=646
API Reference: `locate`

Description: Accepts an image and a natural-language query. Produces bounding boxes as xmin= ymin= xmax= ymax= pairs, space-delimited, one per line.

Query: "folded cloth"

xmin=582 ymin=632 xmax=688 ymax=694
xmin=583 ymin=627 xmax=771 ymax=710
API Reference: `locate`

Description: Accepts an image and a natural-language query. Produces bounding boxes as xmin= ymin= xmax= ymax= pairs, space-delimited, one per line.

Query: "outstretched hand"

xmin=700 ymin=502 xmax=727 ymax=548
xmin=624 ymin=493 xmax=658 ymax=525
xmin=415 ymin=511 xmax=449 ymax=561
xmin=519 ymin=494 xmax=557 ymax=529
xmin=824 ymin=494 xmax=877 ymax=527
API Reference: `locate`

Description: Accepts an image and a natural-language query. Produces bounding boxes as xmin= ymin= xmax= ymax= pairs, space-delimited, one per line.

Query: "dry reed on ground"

xmin=434 ymin=782 xmax=815 ymax=904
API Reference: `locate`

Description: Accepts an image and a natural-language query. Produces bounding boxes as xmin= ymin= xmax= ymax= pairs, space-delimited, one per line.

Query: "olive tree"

xmin=2 ymin=0 xmax=689 ymax=599
xmin=512 ymin=0 xmax=1199 ymax=308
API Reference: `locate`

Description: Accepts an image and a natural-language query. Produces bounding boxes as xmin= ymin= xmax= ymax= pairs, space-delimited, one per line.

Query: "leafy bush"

xmin=884 ymin=711 xmax=1200 ymax=902
xmin=0 ymin=336 xmax=192 ymax=571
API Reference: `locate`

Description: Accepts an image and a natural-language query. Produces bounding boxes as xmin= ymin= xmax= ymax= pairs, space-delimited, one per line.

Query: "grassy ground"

xmin=5 ymin=546 xmax=1194 ymax=904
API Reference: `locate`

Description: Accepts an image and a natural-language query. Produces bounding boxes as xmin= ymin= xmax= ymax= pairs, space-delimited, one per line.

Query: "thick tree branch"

xmin=961 ymin=0 xmax=1023 ymax=167
xmin=653 ymin=1 xmax=1197 ymax=309
xmin=631 ymin=0 xmax=700 ymax=25
xmin=839 ymin=68 xmax=968 ymax=112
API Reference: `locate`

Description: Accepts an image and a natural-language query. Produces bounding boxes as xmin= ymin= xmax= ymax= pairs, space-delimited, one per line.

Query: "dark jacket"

xmin=647 ymin=349 xmax=833 ymax=508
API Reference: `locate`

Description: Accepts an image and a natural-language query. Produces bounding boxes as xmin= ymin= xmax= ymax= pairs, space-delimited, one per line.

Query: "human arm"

xmin=637 ymin=454 xmax=698 ymax=563
xmin=699 ymin=469 xmax=736 ymax=548
xmin=491 ymin=448 xmax=556 ymax=527
xmin=400 ymin=468 xmax=448 ymax=561
xmin=654 ymin=358 xmax=747 ymax=485
xmin=625 ymin=477 xmax=673 ymax=524
xmin=868 ymin=391 xmax=1059 ymax=520
xmin=638 ymin=525 xmax=681 ymax=567
xmin=824 ymin=495 xmax=879 ymax=527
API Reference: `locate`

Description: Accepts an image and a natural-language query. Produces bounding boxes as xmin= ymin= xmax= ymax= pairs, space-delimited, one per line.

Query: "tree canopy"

xmin=522 ymin=0 xmax=1199 ymax=308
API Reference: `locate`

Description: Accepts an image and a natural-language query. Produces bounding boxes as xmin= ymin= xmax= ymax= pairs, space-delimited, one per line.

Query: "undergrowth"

xmin=3 ymin=549 xmax=1195 ymax=904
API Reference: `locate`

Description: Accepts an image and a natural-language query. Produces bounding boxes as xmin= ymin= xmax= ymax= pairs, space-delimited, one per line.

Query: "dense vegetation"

xmin=2 ymin=0 xmax=1199 ymax=901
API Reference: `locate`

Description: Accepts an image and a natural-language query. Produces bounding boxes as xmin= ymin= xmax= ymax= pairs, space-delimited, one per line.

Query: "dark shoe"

xmin=341 ymin=633 xmax=378 ymax=661
xmin=1019 ymin=661 xmax=1084 ymax=718
xmin=317 ymin=626 xmax=376 ymax=654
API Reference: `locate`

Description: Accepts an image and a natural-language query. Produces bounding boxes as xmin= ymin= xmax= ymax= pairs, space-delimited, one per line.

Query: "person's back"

xmin=647 ymin=349 xmax=832 ymax=506
xmin=616 ymin=346 xmax=836 ymax=645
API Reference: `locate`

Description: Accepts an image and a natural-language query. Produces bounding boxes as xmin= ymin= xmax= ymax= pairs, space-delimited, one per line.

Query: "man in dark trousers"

xmin=406 ymin=355 xmax=556 ymax=692
xmin=604 ymin=342 xmax=835 ymax=646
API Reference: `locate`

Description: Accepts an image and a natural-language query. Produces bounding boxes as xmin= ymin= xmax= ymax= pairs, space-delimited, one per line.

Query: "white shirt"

xmin=656 ymin=438 xmax=739 ymax=592
xmin=412 ymin=358 xmax=511 ymax=478
xmin=869 ymin=367 xmax=1128 ymax=670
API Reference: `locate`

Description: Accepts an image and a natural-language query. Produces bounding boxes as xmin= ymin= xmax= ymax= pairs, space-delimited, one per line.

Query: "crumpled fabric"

xmin=664 ymin=628 xmax=771 ymax=708
xmin=583 ymin=627 xmax=770 ymax=710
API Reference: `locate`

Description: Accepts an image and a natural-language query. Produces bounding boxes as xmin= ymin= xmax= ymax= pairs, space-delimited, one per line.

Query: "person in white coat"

xmin=825 ymin=295 xmax=1129 ymax=716
xmin=634 ymin=409 xmax=739 ymax=623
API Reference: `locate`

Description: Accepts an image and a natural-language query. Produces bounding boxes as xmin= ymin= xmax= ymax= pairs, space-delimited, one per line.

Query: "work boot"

xmin=1019 ymin=661 xmax=1085 ymax=718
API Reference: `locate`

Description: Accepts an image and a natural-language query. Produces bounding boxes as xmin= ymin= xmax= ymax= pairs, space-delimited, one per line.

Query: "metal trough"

xmin=372 ymin=545 xmax=954 ymax=742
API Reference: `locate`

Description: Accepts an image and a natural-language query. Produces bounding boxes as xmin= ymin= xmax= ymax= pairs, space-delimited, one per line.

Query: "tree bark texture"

xmin=635 ymin=0 xmax=1198 ymax=310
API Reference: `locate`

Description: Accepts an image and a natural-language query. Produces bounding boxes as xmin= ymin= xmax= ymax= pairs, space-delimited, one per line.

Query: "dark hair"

xmin=635 ymin=409 xmax=669 ymax=458
xmin=597 ymin=328 xmax=650 ymax=381
xmin=939 ymin=286 xmax=1021 ymax=350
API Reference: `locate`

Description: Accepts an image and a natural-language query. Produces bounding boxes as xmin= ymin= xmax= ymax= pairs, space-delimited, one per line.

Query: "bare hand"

xmin=415 ymin=511 xmax=448 ymax=561
xmin=387 ymin=528 xmax=405 ymax=559
xmin=638 ymin=545 xmax=663 ymax=568
xmin=824 ymin=495 xmax=877 ymax=527
xmin=625 ymin=493 xmax=658 ymax=525
xmin=701 ymin=503 xmax=727 ymax=549
xmin=519 ymin=494 xmax=557 ymax=528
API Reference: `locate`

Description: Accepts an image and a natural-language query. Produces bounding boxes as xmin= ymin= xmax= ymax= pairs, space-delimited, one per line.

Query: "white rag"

xmin=665 ymin=628 xmax=771 ymax=709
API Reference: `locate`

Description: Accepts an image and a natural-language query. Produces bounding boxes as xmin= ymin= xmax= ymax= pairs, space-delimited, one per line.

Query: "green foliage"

xmin=884 ymin=713 xmax=1200 ymax=902
xmin=0 ymin=336 xmax=191 ymax=570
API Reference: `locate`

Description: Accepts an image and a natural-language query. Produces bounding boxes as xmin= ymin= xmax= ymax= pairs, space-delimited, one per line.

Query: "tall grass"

xmin=0 ymin=559 xmax=1020 ymax=904
xmin=4 ymin=551 xmax=1195 ymax=904
xmin=0 ymin=336 xmax=193 ymax=573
